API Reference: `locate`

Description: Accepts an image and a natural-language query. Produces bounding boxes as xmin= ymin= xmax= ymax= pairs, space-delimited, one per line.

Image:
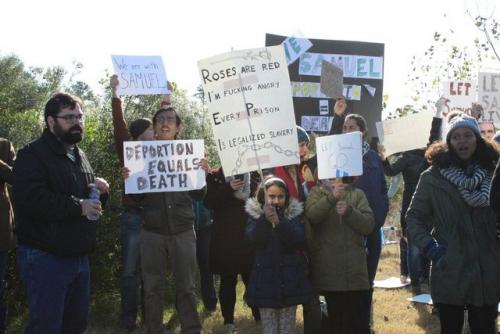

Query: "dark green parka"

xmin=406 ymin=167 xmax=500 ymax=306
xmin=305 ymin=184 xmax=374 ymax=292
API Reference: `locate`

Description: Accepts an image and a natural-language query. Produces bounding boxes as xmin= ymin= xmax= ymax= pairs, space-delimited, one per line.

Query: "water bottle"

xmin=87 ymin=185 xmax=101 ymax=221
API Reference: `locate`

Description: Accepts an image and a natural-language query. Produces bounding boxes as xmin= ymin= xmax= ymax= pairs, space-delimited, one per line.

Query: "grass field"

xmin=87 ymin=243 xmax=443 ymax=334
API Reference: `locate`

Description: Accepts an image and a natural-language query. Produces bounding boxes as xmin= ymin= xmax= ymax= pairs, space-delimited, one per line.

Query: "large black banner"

xmin=265 ymin=33 xmax=384 ymax=137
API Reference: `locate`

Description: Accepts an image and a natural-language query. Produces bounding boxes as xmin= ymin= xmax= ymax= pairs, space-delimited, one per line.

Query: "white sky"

xmin=1 ymin=0 xmax=498 ymax=115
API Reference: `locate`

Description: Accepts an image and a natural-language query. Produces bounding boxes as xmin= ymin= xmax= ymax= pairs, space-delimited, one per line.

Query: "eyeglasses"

xmin=156 ymin=115 xmax=176 ymax=124
xmin=53 ymin=114 xmax=85 ymax=124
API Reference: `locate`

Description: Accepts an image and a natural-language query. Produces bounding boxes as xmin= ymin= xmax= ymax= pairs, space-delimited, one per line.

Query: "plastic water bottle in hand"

xmin=87 ymin=185 xmax=101 ymax=221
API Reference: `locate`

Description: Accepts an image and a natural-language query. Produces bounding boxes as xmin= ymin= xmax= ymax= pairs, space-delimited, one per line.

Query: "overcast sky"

xmin=1 ymin=0 xmax=498 ymax=114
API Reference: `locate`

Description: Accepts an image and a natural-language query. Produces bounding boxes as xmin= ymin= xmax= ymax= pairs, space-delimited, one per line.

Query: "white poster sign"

xmin=319 ymin=100 xmax=329 ymax=115
xmin=442 ymin=81 xmax=475 ymax=111
xmin=316 ymin=132 xmax=363 ymax=179
xmin=478 ymin=72 xmax=500 ymax=123
xmin=111 ymin=55 xmax=169 ymax=96
xmin=301 ymin=116 xmax=333 ymax=132
xmin=291 ymin=82 xmax=361 ymax=100
xmin=376 ymin=112 xmax=433 ymax=157
xmin=299 ymin=52 xmax=383 ymax=79
xmin=123 ymin=140 xmax=206 ymax=194
xmin=282 ymin=36 xmax=313 ymax=65
xmin=198 ymin=46 xmax=299 ymax=176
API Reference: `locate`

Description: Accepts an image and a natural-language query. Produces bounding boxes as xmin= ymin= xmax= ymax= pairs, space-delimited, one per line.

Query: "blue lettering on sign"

xmin=299 ymin=52 xmax=383 ymax=79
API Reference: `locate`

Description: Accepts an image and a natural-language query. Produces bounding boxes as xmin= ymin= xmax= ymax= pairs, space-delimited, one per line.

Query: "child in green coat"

xmin=305 ymin=177 xmax=374 ymax=334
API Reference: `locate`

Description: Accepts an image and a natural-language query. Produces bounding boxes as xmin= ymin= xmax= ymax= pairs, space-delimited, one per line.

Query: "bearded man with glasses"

xmin=12 ymin=92 xmax=110 ymax=334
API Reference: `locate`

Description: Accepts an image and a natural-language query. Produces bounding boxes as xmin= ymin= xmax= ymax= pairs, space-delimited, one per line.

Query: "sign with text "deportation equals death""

xmin=197 ymin=45 xmax=300 ymax=176
xmin=123 ymin=140 xmax=206 ymax=194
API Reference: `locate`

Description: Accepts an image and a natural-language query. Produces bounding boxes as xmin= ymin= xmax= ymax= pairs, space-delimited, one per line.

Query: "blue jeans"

xmin=120 ymin=209 xmax=143 ymax=326
xmin=0 ymin=251 xmax=7 ymax=334
xmin=195 ymin=226 xmax=217 ymax=310
xmin=17 ymin=244 xmax=90 ymax=334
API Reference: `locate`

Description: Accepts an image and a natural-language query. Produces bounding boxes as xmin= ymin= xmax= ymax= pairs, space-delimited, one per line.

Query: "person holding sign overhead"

xmin=305 ymin=176 xmax=374 ymax=334
xmin=126 ymin=105 xmax=208 ymax=334
xmin=110 ymin=74 xmax=159 ymax=330
xmin=329 ymin=97 xmax=388 ymax=330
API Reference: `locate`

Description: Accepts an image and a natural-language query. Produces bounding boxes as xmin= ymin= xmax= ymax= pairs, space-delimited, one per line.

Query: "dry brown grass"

xmin=199 ymin=244 xmax=441 ymax=334
xmin=88 ymin=243 xmax=441 ymax=334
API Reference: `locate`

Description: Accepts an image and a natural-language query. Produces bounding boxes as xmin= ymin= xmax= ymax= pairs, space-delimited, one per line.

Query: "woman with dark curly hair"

xmin=406 ymin=114 xmax=500 ymax=334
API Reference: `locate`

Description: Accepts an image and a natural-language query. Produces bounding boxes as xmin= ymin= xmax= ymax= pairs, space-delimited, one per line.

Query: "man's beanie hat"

xmin=130 ymin=118 xmax=152 ymax=140
xmin=296 ymin=126 xmax=310 ymax=144
xmin=446 ymin=114 xmax=481 ymax=141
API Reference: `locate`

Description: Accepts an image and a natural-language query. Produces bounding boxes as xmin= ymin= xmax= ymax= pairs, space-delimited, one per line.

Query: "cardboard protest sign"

xmin=197 ymin=45 xmax=299 ymax=176
xmin=123 ymin=140 xmax=205 ymax=194
xmin=376 ymin=112 xmax=433 ymax=157
xmin=316 ymin=132 xmax=363 ymax=179
xmin=111 ymin=55 xmax=169 ymax=96
xmin=320 ymin=61 xmax=344 ymax=99
xmin=301 ymin=116 xmax=333 ymax=132
xmin=478 ymin=72 xmax=500 ymax=123
xmin=442 ymin=80 xmax=475 ymax=112
xmin=282 ymin=36 xmax=313 ymax=65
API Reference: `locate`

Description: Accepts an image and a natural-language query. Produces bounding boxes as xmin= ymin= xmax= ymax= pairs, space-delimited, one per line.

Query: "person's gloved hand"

xmin=424 ymin=239 xmax=447 ymax=269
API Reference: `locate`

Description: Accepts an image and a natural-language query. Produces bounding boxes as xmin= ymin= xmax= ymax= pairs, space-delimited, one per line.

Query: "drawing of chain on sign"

xmin=230 ymin=141 xmax=299 ymax=176
xmin=328 ymin=142 xmax=353 ymax=177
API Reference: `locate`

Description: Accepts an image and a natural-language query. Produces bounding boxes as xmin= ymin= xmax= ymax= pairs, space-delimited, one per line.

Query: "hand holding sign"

xmin=110 ymin=75 xmax=120 ymax=98
xmin=332 ymin=182 xmax=346 ymax=200
xmin=336 ymin=201 xmax=347 ymax=216
xmin=264 ymin=203 xmax=279 ymax=226
xmin=435 ymin=96 xmax=450 ymax=118
xmin=334 ymin=97 xmax=347 ymax=117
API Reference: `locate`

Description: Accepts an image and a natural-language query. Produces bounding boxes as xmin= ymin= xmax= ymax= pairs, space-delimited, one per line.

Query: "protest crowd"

xmin=0 ymin=46 xmax=500 ymax=334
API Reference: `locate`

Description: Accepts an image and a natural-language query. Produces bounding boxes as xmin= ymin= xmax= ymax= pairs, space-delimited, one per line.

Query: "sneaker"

xmin=224 ymin=323 xmax=238 ymax=333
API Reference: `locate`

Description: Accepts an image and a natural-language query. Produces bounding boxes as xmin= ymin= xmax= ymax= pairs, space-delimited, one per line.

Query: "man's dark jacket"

xmin=12 ymin=129 xmax=106 ymax=257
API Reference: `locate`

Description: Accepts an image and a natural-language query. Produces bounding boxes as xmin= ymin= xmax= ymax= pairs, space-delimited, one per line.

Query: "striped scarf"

xmin=439 ymin=165 xmax=492 ymax=207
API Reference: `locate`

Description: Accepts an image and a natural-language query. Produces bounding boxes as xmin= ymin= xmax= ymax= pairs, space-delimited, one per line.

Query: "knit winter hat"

xmin=446 ymin=115 xmax=481 ymax=141
xmin=296 ymin=126 xmax=310 ymax=144
xmin=130 ymin=118 xmax=152 ymax=140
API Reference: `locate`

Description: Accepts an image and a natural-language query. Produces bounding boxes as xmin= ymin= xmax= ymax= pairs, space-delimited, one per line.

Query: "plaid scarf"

xmin=440 ymin=165 xmax=492 ymax=207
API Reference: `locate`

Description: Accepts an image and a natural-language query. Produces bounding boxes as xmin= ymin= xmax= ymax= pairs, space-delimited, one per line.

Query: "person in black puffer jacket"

xmin=245 ymin=176 xmax=312 ymax=334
